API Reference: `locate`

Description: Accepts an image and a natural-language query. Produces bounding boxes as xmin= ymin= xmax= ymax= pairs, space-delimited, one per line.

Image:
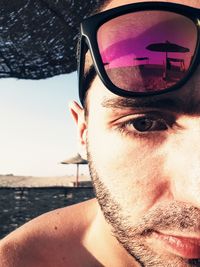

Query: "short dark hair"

xmin=91 ymin=0 xmax=112 ymax=17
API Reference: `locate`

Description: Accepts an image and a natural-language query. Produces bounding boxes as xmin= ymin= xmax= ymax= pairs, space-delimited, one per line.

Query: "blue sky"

xmin=0 ymin=72 xmax=89 ymax=177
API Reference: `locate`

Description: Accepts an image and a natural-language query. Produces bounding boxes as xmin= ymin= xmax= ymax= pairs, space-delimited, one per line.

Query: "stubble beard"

xmin=86 ymin=146 xmax=200 ymax=267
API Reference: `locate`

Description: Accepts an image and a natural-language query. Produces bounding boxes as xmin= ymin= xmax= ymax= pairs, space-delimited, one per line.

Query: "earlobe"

xmin=69 ymin=100 xmax=87 ymax=148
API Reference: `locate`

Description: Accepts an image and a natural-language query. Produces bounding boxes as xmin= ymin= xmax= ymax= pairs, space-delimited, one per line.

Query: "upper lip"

xmin=155 ymin=231 xmax=200 ymax=245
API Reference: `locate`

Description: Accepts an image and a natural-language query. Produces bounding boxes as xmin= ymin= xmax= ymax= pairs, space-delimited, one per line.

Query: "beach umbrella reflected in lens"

xmin=146 ymin=40 xmax=190 ymax=79
xmin=146 ymin=41 xmax=190 ymax=53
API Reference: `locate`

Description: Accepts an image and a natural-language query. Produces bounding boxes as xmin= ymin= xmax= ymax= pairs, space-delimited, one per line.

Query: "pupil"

xmin=134 ymin=118 xmax=153 ymax=132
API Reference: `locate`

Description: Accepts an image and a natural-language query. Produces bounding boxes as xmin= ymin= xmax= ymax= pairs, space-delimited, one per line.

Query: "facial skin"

xmin=71 ymin=0 xmax=200 ymax=266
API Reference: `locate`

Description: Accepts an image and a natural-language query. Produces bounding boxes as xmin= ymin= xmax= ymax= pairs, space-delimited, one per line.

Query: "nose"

xmin=165 ymin=117 xmax=200 ymax=208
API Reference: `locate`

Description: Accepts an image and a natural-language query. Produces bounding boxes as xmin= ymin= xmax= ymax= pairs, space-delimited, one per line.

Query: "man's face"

xmin=82 ymin=0 xmax=200 ymax=266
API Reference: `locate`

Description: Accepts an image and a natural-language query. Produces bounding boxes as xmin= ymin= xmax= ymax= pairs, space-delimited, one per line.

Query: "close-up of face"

xmin=75 ymin=0 xmax=200 ymax=266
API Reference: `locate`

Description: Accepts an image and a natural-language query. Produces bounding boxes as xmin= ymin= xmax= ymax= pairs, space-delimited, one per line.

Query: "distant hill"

xmin=0 ymin=174 xmax=91 ymax=188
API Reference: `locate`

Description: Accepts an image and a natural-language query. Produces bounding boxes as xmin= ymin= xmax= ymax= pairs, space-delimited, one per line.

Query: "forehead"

xmin=104 ymin=0 xmax=200 ymax=10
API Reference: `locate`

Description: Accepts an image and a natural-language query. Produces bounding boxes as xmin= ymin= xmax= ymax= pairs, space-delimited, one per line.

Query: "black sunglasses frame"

xmin=78 ymin=2 xmax=200 ymax=105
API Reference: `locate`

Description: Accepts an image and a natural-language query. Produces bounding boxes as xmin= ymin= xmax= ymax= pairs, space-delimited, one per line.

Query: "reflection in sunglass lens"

xmin=97 ymin=11 xmax=197 ymax=93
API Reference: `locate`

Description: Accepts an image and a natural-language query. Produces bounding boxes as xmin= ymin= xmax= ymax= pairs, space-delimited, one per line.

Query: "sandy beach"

xmin=0 ymin=174 xmax=91 ymax=187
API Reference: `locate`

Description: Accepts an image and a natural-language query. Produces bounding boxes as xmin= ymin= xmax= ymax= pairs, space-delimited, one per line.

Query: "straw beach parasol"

xmin=61 ymin=153 xmax=88 ymax=187
xmin=146 ymin=41 xmax=190 ymax=54
xmin=0 ymin=0 xmax=104 ymax=79
xmin=146 ymin=40 xmax=190 ymax=79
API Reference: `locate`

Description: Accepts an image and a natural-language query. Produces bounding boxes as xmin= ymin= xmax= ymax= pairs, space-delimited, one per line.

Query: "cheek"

xmin=87 ymin=124 xmax=168 ymax=219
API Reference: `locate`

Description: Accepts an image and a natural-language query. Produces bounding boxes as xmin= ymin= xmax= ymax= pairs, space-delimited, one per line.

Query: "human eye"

xmin=126 ymin=116 xmax=168 ymax=132
xmin=116 ymin=113 xmax=173 ymax=137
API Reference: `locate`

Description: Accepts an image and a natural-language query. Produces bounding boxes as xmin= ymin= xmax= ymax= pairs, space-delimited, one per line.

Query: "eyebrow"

xmin=101 ymin=96 xmax=185 ymax=113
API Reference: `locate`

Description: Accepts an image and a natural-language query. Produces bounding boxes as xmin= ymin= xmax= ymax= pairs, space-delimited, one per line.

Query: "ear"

xmin=69 ymin=101 xmax=87 ymax=158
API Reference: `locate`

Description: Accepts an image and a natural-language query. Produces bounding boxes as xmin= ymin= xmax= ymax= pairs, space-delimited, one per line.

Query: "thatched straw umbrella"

xmin=0 ymin=0 xmax=104 ymax=79
xmin=61 ymin=154 xmax=88 ymax=187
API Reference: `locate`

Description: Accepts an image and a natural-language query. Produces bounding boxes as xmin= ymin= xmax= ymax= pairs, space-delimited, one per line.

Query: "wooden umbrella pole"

xmin=163 ymin=51 xmax=168 ymax=80
xmin=76 ymin=164 xmax=79 ymax=187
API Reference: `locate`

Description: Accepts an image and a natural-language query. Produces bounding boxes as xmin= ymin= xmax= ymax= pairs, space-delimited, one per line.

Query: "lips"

xmin=151 ymin=231 xmax=200 ymax=259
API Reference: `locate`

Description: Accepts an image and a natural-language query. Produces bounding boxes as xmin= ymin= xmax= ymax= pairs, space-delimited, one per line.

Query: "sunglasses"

xmin=78 ymin=2 xmax=200 ymax=105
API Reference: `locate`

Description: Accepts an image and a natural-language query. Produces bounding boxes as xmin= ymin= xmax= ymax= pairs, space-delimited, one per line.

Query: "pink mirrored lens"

xmin=97 ymin=11 xmax=197 ymax=92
